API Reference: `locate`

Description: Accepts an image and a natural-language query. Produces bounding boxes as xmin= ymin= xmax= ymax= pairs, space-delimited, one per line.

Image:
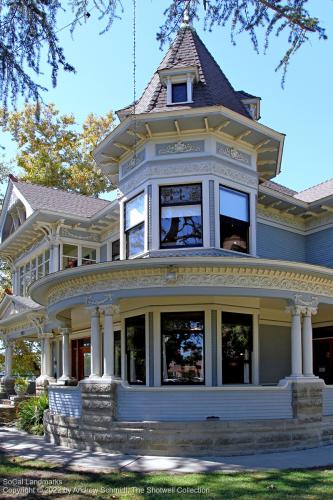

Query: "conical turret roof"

xmin=117 ymin=26 xmax=255 ymax=120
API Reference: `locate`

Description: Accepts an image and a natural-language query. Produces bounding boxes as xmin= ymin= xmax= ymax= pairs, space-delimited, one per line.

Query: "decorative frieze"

xmin=156 ymin=140 xmax=204 ymax=156
xmin=86 ymin=293 xmax=114 ymax=306
xmin=46 ymin=262 xmax=333 ymax=307
xmin=121 ymin=148 xmax=146 ymax=178
xmin=216 ymin=142 xmax=251 ymax=166
xmin=61 ymin=228 xmax=100 ymax=242
xmin=120 ymin=160 xmax=258 ymax=194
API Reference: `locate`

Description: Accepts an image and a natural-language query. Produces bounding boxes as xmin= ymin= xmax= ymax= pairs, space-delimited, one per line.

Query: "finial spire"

xmin=181 ymin=0 xmax=191 ymax=28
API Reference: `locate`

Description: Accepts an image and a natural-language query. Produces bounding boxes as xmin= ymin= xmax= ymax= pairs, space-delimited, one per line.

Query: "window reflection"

xmin=161 ymin=312 xmax=204 ymax=384
xmin=160 ymin=184 xmax=203 ymax=248
xmin=125 ymin=315 xmax=146 ymax=384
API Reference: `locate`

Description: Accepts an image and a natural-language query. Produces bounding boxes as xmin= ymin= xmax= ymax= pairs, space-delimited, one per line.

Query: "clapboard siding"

xmin=306 ymin=228 xmax=333 ymax=268
xmin=323 ymin=386 xmax=333 ymax=416
xmin=117 ymin=387 xmax=292 ymax=421
xmin=257 ymin=222 xmax=306 ymax=262
xmin=48 ymin=386 xmax=82 ymax=418
xmin=100 ymin=243 xmax=108 ymax=263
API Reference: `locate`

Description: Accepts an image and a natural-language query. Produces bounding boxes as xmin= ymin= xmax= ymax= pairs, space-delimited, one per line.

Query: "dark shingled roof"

xmin=13 ymin=179 xmax=110 ymax=218
xmin=117 ymin=27 xmax=253 ymax=120
xmin=294 ymin=178 xmax=333 ymax=202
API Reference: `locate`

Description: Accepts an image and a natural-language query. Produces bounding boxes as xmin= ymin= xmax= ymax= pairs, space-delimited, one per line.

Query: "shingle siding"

xmin=306 ymin=228 xmax=333 ymax=268
xmin=257 ymin=222 xmax=306 ymax=262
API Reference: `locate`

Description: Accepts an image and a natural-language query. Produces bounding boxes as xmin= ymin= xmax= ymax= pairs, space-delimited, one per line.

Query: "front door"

xmin=313 ymin=326 xmax=333 ymax=384
xmin=71 ymin=338 xmax=91 ymax=380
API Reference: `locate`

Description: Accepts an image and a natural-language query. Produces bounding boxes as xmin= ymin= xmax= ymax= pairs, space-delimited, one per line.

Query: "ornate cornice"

xmin=44 ymin=263 xmax=333 ymax=308
xmin=120 ymin=160 xmax=258 ymax=194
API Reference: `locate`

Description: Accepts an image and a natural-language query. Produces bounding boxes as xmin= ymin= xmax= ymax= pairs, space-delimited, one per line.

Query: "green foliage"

xmin=1 ymin=103 xmax=115 ymax=196
xmin=0 ymin=0 xmax=123 ymax=111
xmin=14 ymin=377 xmax=29 ymax=391
xmin=16 ymin=394 xmax=49 ymax=436
xmin=12 ymin=340 xmax=41 ymax=377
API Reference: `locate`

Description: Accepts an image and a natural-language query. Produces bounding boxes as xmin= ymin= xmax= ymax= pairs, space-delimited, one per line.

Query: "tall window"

xmin=125 ymin=193 xmax=145 ymax=258
xmin=112 ymin=239 xmax=120 ymax=261
xmin=160 ymin=184 xmax=203 ymax=248
xmin=114 ymin=330 xmax=121 ymax=378
xmin=125 ymin=315 xmax=146 ymax=384
xmin=222 ymin=312 xmax=253 ymax=384
xmin=220 ymin=186 xmax=249 ymax=253
xmin=62 ymin=244 xmax=78 ymax=268
xmin=161 ymin=312 xmax=204 ymax=385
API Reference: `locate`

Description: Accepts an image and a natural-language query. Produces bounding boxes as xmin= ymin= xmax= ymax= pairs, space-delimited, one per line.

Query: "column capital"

xmin=100 ymin=304 xmax=120 ymax=316
xmin=286 ymin=304 xmax=305 ymax=316
xmin=59 ymin=327 xmax=71 ymax=336
xmin=304 ymin=305 xmax=318 ymax=317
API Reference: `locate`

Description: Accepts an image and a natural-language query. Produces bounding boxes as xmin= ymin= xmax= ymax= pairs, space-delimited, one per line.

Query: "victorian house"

xmin=1 ymin=22 xmax=333 ymax=455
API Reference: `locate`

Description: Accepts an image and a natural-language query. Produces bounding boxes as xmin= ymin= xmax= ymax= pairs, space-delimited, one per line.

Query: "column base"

xmin=57 ymin=376 xmax=77 ymax=386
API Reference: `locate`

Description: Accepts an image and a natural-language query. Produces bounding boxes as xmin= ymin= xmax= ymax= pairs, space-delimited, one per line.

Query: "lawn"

xmin=1 ymin=454 xmax=333 ymax=499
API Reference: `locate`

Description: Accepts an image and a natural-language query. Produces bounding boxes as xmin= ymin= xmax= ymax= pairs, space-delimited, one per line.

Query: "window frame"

xmin=60 ymin=242 xmax=99 ymax=269
xmin=160 ymin=311 xmax=205 ymax=386
xmin=219 ymin=184 xmax=250 ymax=254
xmin=125 ymin=314 xmax=146 ymax=385
xmin=171 ymin=82 xmax=188 ymax=104
xmin=159 ymin=183 xmax=203 ymax=249
xmin=124 ymin=191 xmax=145 ymax=259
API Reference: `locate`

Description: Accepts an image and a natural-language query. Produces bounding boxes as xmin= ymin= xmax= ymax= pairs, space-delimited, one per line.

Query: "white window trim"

xmin=60 ymin=242 xmax=100 ymax=270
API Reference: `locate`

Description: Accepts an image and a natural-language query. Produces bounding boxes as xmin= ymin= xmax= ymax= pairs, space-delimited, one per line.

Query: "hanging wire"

xmin=132 ymin=0 xmax=137 ymax=165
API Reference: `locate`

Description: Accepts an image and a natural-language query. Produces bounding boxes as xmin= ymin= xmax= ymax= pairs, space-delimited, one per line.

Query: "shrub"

xmin=16 ymin=394 xmax=48 ymax=435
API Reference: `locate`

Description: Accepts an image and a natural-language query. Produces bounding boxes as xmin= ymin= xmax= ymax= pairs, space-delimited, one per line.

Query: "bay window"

xmin=125 ymin=193 xmax=145 ymax=258
xmin=220 ymin=186 xmax=249 ymax=253
xmin=161 ymin=311 xmax=205 ymax=385
xmin=160 ymin=184 xmax=203 ymax=248
xmin=125 ymin=315 xmax=146 ymax=384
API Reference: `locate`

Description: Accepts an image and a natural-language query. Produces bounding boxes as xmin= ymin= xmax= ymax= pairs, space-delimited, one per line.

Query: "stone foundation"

xmin=44 ymin=411 xmax=333 ymax=456
xmin=44 ymin=379 xmax=331 ymax=456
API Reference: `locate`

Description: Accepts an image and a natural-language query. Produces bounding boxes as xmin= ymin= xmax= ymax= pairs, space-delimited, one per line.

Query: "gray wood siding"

xmin=48 ymin=387 xmax=82 ymax=418
xmin=257 ymin=223 xmax=306 ymax=262
xmin=259 ymin=325 xmax=291 ymax=384
xmin=306 ymin=228 xmax=333 ymax=268
xmin=100 ymin=244 xmax=108 ymax=262
xmin=323 ymin=387 xmax=333 ymax=416
xmin=117 ymin=387 xmax=292 ymax=421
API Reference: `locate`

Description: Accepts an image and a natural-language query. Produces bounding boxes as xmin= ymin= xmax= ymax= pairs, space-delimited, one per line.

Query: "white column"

xmin=44 ymin=337 xmax=53 ymax=378
xmin=59 ymin=328 xmax=71 ymax=381
xmin=101 ymin=304 xmax=120 ymax=380
xmin=5 ymin=342 xmax=13 ymax=378
xmin=50 ymin=242 xmax=60 ymax=272
xmin=90 ymin=308 xmax=102 ymax=379
xmin=302 ymin=306 xmax=317 ymax=377
xmin=252 ymin=314 xmax=259 ymax=385
xmin=288 ymin=305 xmax=303 ymax=378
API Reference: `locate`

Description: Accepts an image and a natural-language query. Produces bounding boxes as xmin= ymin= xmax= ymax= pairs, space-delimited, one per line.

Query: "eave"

xmin=94 ymin=105 xmax=285 ymax=182
xmin=0 ymin=203 xmax=120 ymax=258
xmin=258 ymin=185 xmax=333 ymax=220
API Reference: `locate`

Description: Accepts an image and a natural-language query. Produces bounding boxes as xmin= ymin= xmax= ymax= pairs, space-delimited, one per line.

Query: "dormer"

xmin=158 ymin=66 xmax=199 ymax=105
xmin=236 ymin=91 xmax=261 ymax=121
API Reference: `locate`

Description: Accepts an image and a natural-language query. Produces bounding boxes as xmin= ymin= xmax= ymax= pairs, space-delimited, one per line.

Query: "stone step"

xmin=0 ymin=406 xmax=16 ymax=424
xmin=0 ymin=399 xmax=13 ymax=406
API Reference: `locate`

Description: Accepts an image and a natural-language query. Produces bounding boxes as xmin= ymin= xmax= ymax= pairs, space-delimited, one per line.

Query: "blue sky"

xmin=2 ymin=0 xmax=332 ymax=193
